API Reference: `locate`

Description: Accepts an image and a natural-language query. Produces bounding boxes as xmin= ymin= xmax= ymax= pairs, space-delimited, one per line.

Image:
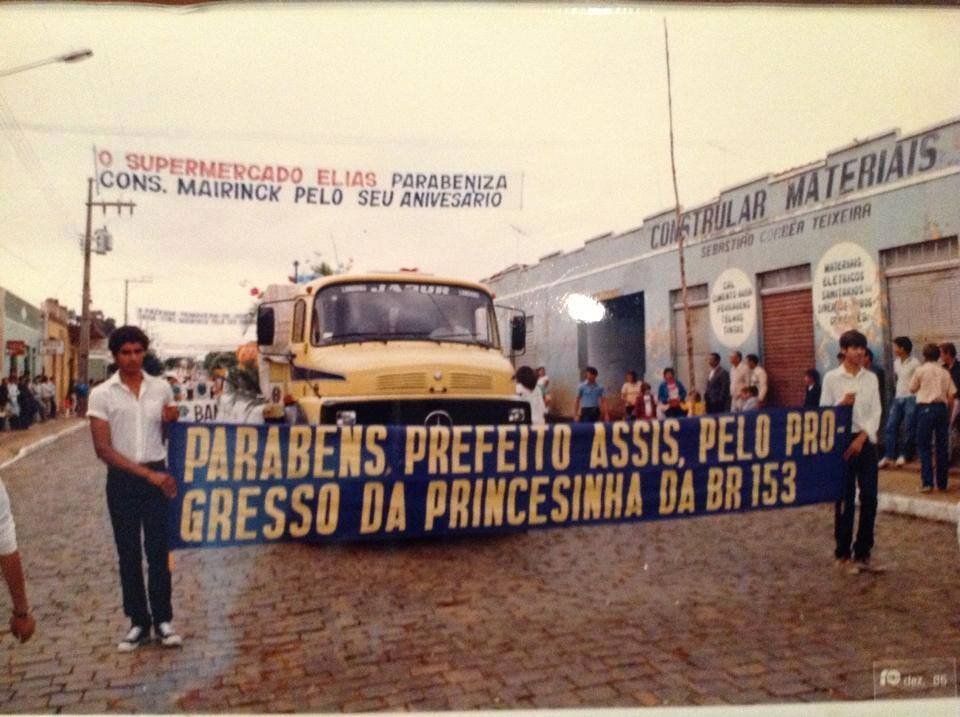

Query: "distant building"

xmin=41 ymin=298 xmax=74 ymax=410
xmin=1 ymin=287 xmax=44 ymax=379
xmin=68 ymin=320 xmax=110 ymax=384
xmin=486 ymin=116 xmax=960 ymax=417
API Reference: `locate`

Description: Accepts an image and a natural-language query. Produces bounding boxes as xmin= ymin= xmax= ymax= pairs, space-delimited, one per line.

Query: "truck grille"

xmin=449 ymin=373 xmax=493 ymax=391
xmin=376 ymin=372 xmax=427 ymax=391
xmin=320 ymin=398 xmax=529 ymax=426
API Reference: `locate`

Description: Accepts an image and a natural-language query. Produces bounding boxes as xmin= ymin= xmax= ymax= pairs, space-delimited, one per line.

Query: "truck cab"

xmin=256 ymin=272 xmax=529 ymax=426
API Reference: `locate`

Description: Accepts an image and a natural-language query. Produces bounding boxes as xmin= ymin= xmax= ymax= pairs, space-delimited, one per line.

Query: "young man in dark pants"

xmin=820 ymin=330 xmax=882 ymax=574
xmin=88 ymin=326 xmax=182 ymax=651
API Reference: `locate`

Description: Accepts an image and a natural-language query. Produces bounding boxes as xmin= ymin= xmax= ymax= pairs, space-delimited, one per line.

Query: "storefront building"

xmin=485 ymin=117 xmax=960 ymax=417
xmin=42 ymin=298 xmax=74 ymax=410
xmin=1 ymin=287 xmax=44 ymax=380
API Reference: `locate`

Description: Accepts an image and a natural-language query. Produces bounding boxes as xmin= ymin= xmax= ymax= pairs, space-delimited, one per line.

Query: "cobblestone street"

xmin=2 ymin=428 xmax=959 ymax=712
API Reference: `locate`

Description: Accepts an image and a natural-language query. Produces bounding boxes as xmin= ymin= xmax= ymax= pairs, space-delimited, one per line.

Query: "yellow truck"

xmin=255 ymin=272 xmax=529 ymax=426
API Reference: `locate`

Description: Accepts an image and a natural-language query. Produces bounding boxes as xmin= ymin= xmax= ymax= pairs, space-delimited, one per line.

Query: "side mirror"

xmin=510 ymin=315 xmax=526 ymax=354
xmin=257 ymin=307 xmax=275 ymax=346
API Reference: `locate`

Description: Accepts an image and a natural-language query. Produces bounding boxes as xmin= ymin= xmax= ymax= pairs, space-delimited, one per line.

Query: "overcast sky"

xmin=1 ymin=2 xmax=958 ymax=354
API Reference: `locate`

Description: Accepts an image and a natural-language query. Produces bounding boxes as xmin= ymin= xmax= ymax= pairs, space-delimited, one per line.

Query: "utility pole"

xmin=79 ymin=177 xmax=135 ymax=397
xmin=663 ymin=20 xmax=696 ymax=391
xmin=123 ymin=276 xmax=152 ymax=325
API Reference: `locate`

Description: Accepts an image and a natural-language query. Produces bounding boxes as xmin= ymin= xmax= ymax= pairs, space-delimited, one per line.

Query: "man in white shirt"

xmin=0 ymin=480 xmax=36 ymax=643
xmin=746 ymin=354 xmax=768 ymax=407
xmin=820 ymin=329 xmax=882 ymax=574
xmin=515 ymin=365 xmax=546 ymax=425
xmin=88 ymin=326 xmax=183 ymax=652
xmin=536 ymin=367 xmax=552 ymax=419
xmin=40 ymin=377 xmax=55 ymax=419
xmin=879 ymin=336 xmax=920 ymax=468
xmin=5 ymin=377 xmax=19 ymax=429
xmin=729 ymin=351 xmax=750 ymax=412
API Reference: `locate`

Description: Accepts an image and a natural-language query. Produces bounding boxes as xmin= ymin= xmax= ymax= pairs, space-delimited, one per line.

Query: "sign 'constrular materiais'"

xmin=167 ymin=408 xmax=849 ymax=547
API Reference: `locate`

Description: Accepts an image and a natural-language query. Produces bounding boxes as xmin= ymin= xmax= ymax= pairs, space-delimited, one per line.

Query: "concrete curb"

xmin=0 ymin=421 xmax=86 ymax=472
xmin=878 ymin=491 xmax=959 ymax=524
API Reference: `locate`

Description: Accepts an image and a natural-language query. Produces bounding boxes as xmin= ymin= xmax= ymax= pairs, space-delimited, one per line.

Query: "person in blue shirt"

xmin=574 ymin=366 xmax=608 ymax=422
xmin=658 ymin=367 xmax=687 ymax=418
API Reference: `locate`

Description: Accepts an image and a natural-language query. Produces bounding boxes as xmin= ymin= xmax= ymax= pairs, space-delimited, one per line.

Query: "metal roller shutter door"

xmin=760 ymin=289 xmax=815 ymax=407
xmin=887 ymin=267 xmax=960 ymax=348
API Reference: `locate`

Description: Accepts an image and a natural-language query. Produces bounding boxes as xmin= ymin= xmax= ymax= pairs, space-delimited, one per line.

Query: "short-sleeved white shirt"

xmin=87 ymin=371 xmax=174 ymax=463
xmin=516 ymin=383 xmax=546 ymax=425
xmin=0 ymin=481 xmax=18 ymax=555
xmin=820 ymin=363 xmax=882 ymax=444
xmin=894 ymin=356 xmax=921 ymax=399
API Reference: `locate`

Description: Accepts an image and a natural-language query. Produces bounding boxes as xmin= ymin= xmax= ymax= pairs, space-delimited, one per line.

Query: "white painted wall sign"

xmin=709 ymin=267 xmax=756 ymax=347
xmin=813 ymin=241 xmax=880 ymax=338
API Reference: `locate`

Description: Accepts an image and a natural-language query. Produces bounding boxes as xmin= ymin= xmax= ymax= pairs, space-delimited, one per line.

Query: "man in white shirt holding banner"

xmin=820 ymin=329 xmax=882 ymax=574
xmin=88 ymin=326 xmax=183 ymax=652
xmin=0 ymin=480 xmax=36 ymax=643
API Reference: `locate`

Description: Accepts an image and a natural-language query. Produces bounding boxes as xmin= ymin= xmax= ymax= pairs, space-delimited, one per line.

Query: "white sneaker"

xmin=877 ymin=457 xmax=891 ymax=469
xmin=117 ymin=625 xmax=150 ymax=653
xmin=895 ymin=456 xmax=906 ymax=467
xmin=156 ymin=621 xmax=182 ymax=647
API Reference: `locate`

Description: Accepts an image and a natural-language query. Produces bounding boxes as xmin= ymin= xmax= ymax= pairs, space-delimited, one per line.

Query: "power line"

xmin=0 ymin=92 xmax=76 ymax=236
xmin=0 ymin=243 xmax=44 ymax=275
xmin=7 ymin=120 xmax=583 ymax=149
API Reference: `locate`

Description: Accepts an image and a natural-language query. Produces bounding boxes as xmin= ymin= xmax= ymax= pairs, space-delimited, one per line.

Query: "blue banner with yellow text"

xmin=166 ymin=407 xmax=851 ymax=549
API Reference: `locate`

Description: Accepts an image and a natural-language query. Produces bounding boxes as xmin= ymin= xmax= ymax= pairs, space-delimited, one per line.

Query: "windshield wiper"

xmin=327 ymin=332 xmax=389 ymax=342
xmin=428 ymin=332 xmax=493 ymax=347
xmin=428 ymin=331 xmax=477 ymax=340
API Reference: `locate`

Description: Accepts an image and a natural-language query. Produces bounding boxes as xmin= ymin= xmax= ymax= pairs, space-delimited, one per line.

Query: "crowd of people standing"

xmin=0 ymin=374 xmax=91 ymax=432
xmin=0 ymin=375 xmax=61 ymax=432
xmin=520 ymin=336 xmax=959 ymax=486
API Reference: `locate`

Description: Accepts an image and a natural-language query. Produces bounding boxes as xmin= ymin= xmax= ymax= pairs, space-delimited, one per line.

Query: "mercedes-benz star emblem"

xmin=424 ymin=410 xmax=453 ymax=427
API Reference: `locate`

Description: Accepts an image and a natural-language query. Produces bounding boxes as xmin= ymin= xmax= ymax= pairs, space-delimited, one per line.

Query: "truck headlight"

xmin=336 ymin=410 xmax=357 ymax=426
xmin=508 ymin=407 xmax=526 ymax=423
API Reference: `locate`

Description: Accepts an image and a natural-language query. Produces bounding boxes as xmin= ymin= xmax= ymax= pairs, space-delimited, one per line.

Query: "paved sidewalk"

xmin=877 ymin=460 xmax=960 ymax=524
xmin=0 ymin=416 xmax=85 ymax=469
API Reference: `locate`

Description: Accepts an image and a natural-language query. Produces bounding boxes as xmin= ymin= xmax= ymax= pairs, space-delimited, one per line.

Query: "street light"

xmin=0 ymin=49 xmax=93 ymax=79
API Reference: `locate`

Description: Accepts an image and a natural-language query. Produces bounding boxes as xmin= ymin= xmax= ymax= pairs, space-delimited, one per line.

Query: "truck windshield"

xmin=311 ymin=281 xmax=500 ymax=348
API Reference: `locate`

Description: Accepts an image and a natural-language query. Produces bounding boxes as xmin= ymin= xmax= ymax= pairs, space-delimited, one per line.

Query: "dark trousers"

xmin=835 ymin=440 xmax=878 ymax=561
xmin=916 ymin=402 xmax=950 ymax=489
xmin=579 ymin=407 xmax=600 ymax=422
xmin=883 ymin=396 xmax=916 ymax=460
xmin=106 ymin=463 xmax=173 ymax=629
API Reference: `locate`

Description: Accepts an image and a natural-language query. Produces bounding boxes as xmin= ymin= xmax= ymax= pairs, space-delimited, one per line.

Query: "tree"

xmin=204 ymin=351 xmax=238 ymax=373
xmin=143 ymin=351 xmax=164 ymax=377
xmin=312 ymin=260 xmax=335 ymax=277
